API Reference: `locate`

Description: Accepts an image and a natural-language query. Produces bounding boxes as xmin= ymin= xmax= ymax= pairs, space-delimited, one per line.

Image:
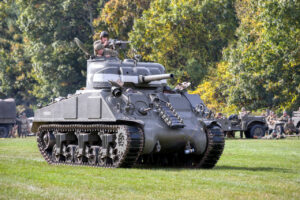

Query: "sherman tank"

xmin=32 ymin=40 xmax=224 ymax=168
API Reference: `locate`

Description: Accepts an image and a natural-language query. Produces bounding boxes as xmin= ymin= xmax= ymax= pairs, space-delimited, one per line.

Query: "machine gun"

xmin=138 ymin=74 xmax=174 ymax=83
xmin=75 ymin=37 xmax=130 ymax=58
xmin=108 ymin=39 xmax=131 ymax=50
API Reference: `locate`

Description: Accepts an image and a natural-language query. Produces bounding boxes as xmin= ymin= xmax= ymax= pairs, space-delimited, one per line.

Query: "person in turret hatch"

xmin=100 ymin=31 xmax=110 ymax=48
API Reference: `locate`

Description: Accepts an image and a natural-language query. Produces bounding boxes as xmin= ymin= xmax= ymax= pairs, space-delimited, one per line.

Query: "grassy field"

xmin=0 ymin=138 xmax=299 ymax=200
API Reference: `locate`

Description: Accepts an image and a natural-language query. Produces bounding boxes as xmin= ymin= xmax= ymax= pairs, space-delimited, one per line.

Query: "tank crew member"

xmin=93 ymin=41 xmax=118 ymax=58
xmin=94 ymin=41 xmax=104 ymax=56
xmin=99 ymin=31 xmax=110 ymax=48
xmin=278 ymin=110 xmax=289 ymax=122
xmin=284 ymin=118 xmax=299 ymax=135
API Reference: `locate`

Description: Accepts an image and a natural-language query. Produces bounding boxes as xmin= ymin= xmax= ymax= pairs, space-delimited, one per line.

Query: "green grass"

xmin=0 ymin=138 xmax=299 ymax=200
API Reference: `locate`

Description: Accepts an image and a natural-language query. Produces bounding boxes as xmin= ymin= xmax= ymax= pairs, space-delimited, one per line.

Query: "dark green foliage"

xmin=94 ymin=0 xmax=151 ymax=40
xmin=0 ymin=0 xmax=36 ymax=107
xmin=223 ymin=0 xmax=300 ymax=112
xmin=129 ymin=0 xmax=238 ymax=87
xmin=0 ymin=0 xmax=298 ymax=113
xmin=16 ymin=0 xmax=100 ymax=104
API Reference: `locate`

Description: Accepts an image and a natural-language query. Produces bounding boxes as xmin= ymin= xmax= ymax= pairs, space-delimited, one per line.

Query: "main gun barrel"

xmin=139 ymin=74 xmax=174 ymax=83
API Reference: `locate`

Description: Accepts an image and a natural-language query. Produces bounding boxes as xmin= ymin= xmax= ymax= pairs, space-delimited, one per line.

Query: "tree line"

xmin=0 ymin=0 xmax=299 ymax=115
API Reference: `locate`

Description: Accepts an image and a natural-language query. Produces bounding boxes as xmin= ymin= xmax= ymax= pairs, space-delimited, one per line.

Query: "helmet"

xmin=100 ymin=31 xmax=109 ymax=39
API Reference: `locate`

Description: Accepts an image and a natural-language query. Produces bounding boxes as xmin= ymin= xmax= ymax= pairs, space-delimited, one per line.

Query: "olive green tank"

xmin=32 ymin=41 xmax=224 ymax=168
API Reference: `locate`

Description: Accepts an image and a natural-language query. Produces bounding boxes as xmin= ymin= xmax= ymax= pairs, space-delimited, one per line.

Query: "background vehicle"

xmin=0 ymin=98 xmax=16 ymax=138
xmin=292 ymin=110 xmax=300 ymax=129
xmin=217 ymin=115 xmax=267 ymax=138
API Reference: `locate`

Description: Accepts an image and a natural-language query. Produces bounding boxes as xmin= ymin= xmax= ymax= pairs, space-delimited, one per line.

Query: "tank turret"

xmin=32 ymin=39 xmax=224 ymax=169
xmin=85 ymin=58 xmax=168 ymax=89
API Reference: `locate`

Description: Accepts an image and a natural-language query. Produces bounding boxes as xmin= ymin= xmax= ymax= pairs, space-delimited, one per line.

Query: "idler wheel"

xmin=196 ymin=125 xmax=225 ymax=168
xmin=42 ymin=131 xmax=55 ymax=150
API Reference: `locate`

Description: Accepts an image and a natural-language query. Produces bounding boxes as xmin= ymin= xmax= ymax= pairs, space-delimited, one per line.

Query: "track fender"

xmin=201 ymin=119 xmax=220 ymax=129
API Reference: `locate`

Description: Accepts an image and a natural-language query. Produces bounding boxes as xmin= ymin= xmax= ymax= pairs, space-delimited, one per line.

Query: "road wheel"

xmin=250 ymin=124 xmax=266 ymax=138
xmin=0 ymin=127 xmax=9 ymax=138
xmin=52 ymin=145 xmax=65 ymax=163
xmin=245 ymin=130 xmax=251 ymax=138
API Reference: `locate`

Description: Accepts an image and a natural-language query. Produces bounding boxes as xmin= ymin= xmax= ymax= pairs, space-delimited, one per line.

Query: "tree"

xmin=94 ymin=0 xmax=151 ymax=40
xmin=194 ymin=0 xmax=300 ymax=113
xmin=16 ymin=0 xmax=100 ymax=104
xmin=223 ymin=0 xmax=300 ymax=112
xmin=192 ymin=62 xmax=237 ymax=114
xmin=0 ymin=0 xmax=36 ymax=107
xmin=129 ymin=0 xmax=238 ymax=87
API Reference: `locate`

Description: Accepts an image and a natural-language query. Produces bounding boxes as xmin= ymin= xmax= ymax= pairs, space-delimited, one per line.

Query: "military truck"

xmin=0 ymin=98 xmax=16 ymax=138
xmin=217 ymin=114 xmax=267 ymax=138
xmin=31 ymin=39 xmax=225 ymax=169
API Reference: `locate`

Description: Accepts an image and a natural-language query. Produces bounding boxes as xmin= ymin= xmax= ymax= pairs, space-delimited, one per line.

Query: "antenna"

xmin=74 ymin=37 xmax=91 ymax=57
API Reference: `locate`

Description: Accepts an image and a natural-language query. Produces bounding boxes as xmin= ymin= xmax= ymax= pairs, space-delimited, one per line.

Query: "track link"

xmin=196 ymin=125 xmax=225 ymax=168
xmin=37 ymin=124 xmax=144 ymax=168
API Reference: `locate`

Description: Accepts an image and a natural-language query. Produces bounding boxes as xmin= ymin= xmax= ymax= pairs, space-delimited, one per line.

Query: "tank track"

xmin=196 ymin=125 xmax=225 ymax=168
xmin=37 ymin=124 xmax=144 ymax=168
xmin=137 ymin=125 xmax=225 ymax=169
xmin=37 ymin=124 xmax=223 ymax=169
